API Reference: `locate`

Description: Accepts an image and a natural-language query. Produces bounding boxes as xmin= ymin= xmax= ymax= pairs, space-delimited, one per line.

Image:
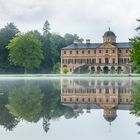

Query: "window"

xmin=94 ymin=50 xmax=96 ymax=54
xmin=64 ymin=51 xmax=66 ymax=54
xmin=113 ymin=88 xmax=115 ymax=93
xmin=105 ymin=58 xmax=109 ymax=64
xmin=113 ymin=58 xmax=115 ymax=64
xmin=119 ymin=50 xmax=121 ymax=53
xmin=105 ymin=88 xmax=109 ymax=94
xmin=106 ymin=50 xmax=108 ymax=53
xmin=70 ymin=51 xmax=72 ymax=54
xmin=112 ymin=50 xmax=115 ymax=53
xmin=106 ymin=99 xmax=109 ymax=103
xmin=113 ymin=99 xmax=115 ymax=103
xmin=99 ymin=50 xmax=101 ymax=53
xmin=82 ymin=50 xmax=84 ymax=54
xmin=88 ymin=50 xmax=90 ymax=54
xmin=99 ymin=58 xmax=101 ymax=64
xmin=76 ymin=50 xmax=78 ymax=54
xmin=126 ymin=50 xmax=128 ymax=53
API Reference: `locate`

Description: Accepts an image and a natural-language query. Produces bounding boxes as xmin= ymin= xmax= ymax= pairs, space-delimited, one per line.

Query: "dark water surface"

xmin=0 ymin=77 xmax=140 ymax=140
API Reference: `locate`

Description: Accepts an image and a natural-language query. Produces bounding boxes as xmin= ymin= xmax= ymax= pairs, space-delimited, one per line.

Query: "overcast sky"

xmin=0 ymin=0 xmax=140 ymax=42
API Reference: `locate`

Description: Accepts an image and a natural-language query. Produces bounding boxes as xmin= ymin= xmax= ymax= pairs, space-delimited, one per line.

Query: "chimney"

xmin=73 ymin=40 xmax=81 ymax=45
xmin=86 ymin=39 xmax=90 ymax=45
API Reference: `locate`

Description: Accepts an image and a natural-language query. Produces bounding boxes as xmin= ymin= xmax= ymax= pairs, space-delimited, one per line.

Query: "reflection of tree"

xmin=43 ymin=117 xmax=50 ymax=133
xmin=131 ymin=81 xmax=140 ymax=134
xmin=131 ymin=81 xmax=140 ymax=115
xmin=0 ymin=80 xmax=80 ymax=134
xmin=0 ymin=93 xmax=19 ymax=131
xmin=41 ymin=80 xmax=80 ymax=133
xmin=7 ymin=84 xmax=44 ymax=122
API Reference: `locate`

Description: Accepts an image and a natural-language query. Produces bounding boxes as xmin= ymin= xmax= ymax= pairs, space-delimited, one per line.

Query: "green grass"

xmin=0 ymin=73 xmax=140 ymax=77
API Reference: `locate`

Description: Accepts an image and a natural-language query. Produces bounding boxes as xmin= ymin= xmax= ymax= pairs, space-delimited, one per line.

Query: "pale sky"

xmin=0 ymin=0 xmax=140 ymax=42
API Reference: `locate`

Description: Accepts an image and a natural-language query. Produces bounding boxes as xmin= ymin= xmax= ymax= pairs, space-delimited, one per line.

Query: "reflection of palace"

xmin=61 ymin=79 xmax=133 ymax=124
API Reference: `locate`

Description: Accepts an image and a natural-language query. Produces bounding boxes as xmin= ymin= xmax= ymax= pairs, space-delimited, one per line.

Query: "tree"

xmin=7 ymin=32 xmax=44 ymax=73
xmin=53 ymin=62 xmax=61 ymax=74
xmin=136 ymin=19 xmax=140 ymax=32
xmin=0 ymin=23 xmax=19 ymax=70
xmin=130 ymin=19 xmax=140 ymax=73
xmin=64 ymin=33 xmax=83 ymax=46
xmin=43 ymin=20 xmax=51 ymax=36
xmin=131 ymin=37 xmax=140 ymax=72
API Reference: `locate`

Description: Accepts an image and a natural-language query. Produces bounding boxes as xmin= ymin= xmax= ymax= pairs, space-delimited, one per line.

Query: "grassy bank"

xmin=0 ymin=73 xmax=139 ymax=77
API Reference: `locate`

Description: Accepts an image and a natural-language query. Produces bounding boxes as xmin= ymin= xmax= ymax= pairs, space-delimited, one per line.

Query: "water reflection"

xmin=61 ymin=79 xmax=133 ymax=125
xmin=0 ymin=80 xmax=78 ymax=133
xmin=0 ymin=78 xmax=139 ymax=135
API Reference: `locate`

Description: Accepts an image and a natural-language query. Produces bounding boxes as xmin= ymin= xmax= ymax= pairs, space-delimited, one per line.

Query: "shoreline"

xmin=0 ymin=74 xmax=139 ymax=77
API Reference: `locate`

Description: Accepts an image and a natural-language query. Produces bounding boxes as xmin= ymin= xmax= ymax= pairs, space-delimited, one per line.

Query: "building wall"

xmin=61 ymin=44 xmax=131 ymax=74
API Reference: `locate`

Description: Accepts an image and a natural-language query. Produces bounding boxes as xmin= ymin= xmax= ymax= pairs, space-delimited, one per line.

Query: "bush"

xmin=63 ymin=67 xmax=69 ymax=74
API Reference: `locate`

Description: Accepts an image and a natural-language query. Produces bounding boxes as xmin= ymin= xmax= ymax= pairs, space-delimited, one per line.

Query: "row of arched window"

xmin=63 ymin=49 xmax=130 ymax=55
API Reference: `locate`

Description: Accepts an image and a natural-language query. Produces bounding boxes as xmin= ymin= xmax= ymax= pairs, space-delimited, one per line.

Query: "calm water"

xmin=0 ymin=77 xmax=140 ymax=140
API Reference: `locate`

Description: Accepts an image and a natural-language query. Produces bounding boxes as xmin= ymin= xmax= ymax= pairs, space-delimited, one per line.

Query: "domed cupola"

xmin=103 ymin=108 xmax=117 ymax=125
xmin=103 ymin=28 xmax=116 ymax=43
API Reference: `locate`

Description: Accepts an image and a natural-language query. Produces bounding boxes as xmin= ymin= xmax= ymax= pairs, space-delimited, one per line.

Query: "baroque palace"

xmin=61 ymin=29 xmax=132 ymax=74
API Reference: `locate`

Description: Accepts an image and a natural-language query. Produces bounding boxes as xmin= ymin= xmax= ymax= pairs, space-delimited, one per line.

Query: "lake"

xmin=0 ymin=77 xmax=140 ymax=140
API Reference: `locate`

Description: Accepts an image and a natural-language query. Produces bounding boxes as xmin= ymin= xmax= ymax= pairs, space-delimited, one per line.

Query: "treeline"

xmin=0 ymin=20 xmax=82 ymax=74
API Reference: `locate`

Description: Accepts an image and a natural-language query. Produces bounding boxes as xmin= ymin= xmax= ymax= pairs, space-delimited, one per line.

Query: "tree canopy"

xmin=0 ymin=20 xmax=82 ymax=74
xmin=7 ymin=32 xmax=44 ymax=73
xmin=131 ymin=20 xmax=140 ymax=73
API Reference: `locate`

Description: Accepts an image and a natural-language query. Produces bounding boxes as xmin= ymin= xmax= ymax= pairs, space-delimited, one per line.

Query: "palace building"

xmin=61 ymin=29 xmax=132 ymax=74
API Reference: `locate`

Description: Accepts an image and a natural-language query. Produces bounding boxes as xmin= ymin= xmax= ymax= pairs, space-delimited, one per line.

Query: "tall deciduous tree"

xmin=131 ymin=37 xmax=140 ymax=72
xmin=7 ymin=32 xmax=44 ymax=73
xmin=131 ymin=19 xmax=140 ymax=73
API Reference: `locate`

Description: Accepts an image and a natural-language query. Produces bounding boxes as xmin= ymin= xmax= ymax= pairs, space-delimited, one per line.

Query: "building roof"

xmin=103 ymin=30 xmax=116 ymax=37
xmin=62 ymin=42 xmax=132 ymax=50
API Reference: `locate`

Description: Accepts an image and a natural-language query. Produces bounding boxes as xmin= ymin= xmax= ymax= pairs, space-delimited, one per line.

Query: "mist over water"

xmin=0 ymin=78 xmax=139 ymax=140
